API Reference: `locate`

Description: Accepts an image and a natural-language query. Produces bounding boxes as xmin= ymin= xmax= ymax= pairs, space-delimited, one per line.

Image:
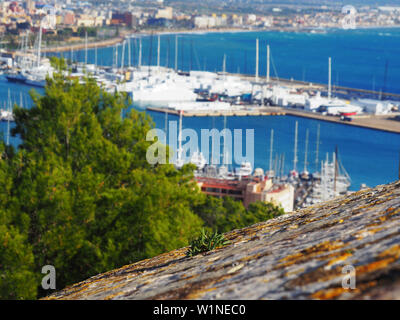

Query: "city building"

xmin=111 ymin=12 xmax=133 ymax=27
xmin=63 ymin=11 xmax=75 ymax=25
xmin=155 ymin=6 xmax=173 ymax=20
xmin=196 ymin=177 xmax=294 ymax=212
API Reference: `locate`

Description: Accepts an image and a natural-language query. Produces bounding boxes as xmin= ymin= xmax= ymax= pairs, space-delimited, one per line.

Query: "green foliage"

xmin=186 ymin=229 xmax=230 ymax=257
xmin=0 ymin=57 xmax=285 ymax=299
xmin=193 ymin=196 xmax=284 ymax=233
xmin=49 ymin=56 xmax=67 ymax=72
xmin=77 ymin=27 xmax=97 ymax=38
xmin=245 ymin=201 xmax=285 ymax=225
xmin=0 ymin=59 xmax=204 ymax=299
xmin=0 ymin=144 xmax=37 ymax=299
xmin=0 ymin=225 xmax=37 ymax=300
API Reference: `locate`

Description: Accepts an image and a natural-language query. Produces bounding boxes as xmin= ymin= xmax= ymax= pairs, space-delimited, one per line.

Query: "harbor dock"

xmin=284 ymin=109 xmax=400 ymax=134
xmin=145 ymin=106 xmax=286 ymax=117
xmin=146 ymin=105 xmax=400 ymax=134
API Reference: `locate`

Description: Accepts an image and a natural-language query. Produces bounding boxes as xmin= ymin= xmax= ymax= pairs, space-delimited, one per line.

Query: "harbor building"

xmin=156 ymin=7 xmax=173 ymax=20
xmin=196 ymin=176 xmax=294 ymax=212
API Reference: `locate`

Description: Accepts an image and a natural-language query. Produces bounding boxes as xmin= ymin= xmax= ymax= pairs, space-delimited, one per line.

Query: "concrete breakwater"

xmin=146 ymin=106 xmax=400 ymax=134
xmin=146 ymin=106 xmax=286 ymax=117
xmin=41 ymin=36 xmax=126 ymax=54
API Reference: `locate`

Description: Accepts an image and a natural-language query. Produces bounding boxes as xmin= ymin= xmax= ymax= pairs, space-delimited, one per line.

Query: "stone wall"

xmin=45 ymin=181 xmax=400 ymax=300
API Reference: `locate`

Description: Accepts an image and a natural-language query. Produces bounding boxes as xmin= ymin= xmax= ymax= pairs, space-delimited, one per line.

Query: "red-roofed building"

xmin=196 ymin=177 xmax=294 ymax=212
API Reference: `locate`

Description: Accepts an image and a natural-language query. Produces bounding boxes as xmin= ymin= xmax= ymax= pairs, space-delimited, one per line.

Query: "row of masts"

xmin=268 ymin=121 xmax=322 ymax=178
xmin=70 ymin=35 xmax=277 ymax=82
xmin=15 ymin=21 xmax=44 ymax=70
xmin=173 ymin=111 xmax=327 ymax=180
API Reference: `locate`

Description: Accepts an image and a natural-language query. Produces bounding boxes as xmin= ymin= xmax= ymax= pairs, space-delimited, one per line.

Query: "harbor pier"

xmin=145 ymin=106 xmax=286 ymax=117
xmin=146 ymin=105 xmax=400 ymax=134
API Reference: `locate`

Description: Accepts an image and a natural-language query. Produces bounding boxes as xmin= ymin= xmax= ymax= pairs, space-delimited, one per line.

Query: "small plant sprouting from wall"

xmin=186 ymin=229 xmax=230 ymax=257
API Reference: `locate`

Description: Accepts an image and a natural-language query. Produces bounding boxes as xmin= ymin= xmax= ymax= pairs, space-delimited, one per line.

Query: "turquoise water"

xmin=2 ymin=28 xmax=400 ymax=190
xmin=146 ymin=109 xmax=400 ymax=191
xmin=56 ymin=28 xmax=400 ymax=93
xmin=0 ymin=78 xmax=34 ymax=146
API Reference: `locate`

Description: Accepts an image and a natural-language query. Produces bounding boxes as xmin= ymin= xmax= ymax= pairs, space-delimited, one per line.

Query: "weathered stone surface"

xmin=45 ymin=181 xmax=400 ymax=300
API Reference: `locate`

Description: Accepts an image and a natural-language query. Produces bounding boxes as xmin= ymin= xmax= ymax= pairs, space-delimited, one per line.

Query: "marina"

xmin=147 ymin=105 xmax=400 ymax=134
xmin=186 ymin=125 xmax=353 ymax=212
xmin=1 ymin=28 xmax=400 ymax=208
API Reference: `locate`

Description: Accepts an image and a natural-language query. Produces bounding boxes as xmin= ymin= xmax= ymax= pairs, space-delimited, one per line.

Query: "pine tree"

xmin=1 ymin=60 xmax=203 ymax=298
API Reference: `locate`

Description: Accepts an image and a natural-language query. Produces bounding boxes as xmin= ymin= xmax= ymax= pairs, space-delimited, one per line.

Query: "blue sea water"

xmin=55 ymin=27 xmax=400 ymax=93
xmin=146 ymin=110 xmax=400 ymax=191
xmin=2 ymin=28 xmax=400 ymax=190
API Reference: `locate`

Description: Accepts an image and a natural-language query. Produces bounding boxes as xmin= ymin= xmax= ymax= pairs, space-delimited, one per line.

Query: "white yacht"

xmin=0 ymin=109 xmax=14 ymax=122
xmin=235 ymin=162 xmax=253 ymax=177
xmin=308 ymin=152 xmax=351 ymax=205
xmin=190 ymin=151 xmax=207 ymax=170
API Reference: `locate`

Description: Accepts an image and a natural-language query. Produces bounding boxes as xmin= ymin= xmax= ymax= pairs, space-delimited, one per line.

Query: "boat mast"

xmin=37 ymin=21 xmax=42 ymax=68
xmin=328 ymin=57 xmax=332 ymax=101
xmin=315 ymin=123 xmax=320 ymax=171
xmin=334 ymin=146 xmax=339 ymax=194
xmin=190 ymin=39 xmax=193 ymax=71
xmin=174 ymin=35 xmax=178 ymax=71
xmin=273 ymin=155 xmax=279 ymax=182
xmin=304 ymin=129 xmax=309 ymax=173
xmin=128 ymin=37 xmax=131 ymax=68
xmin=266 ymin=44 xmax=270 ymax=83
xmin=138 ymin=38 xmax=142 ymax=68
xmin=164 ymin=110 xmax=168 ymax=142
xmin=269 ymin=129 xmax=274 ymax=174
xmin=222 ymin=115 xmax=228 ymax=166
xmin=121 ymin=40 xmax=125 ymax=71
xmin=178 ymin=109 xmax=183 ymax=165
xmin=6 ymin=89 xmax=11 ymax=146
xmin=255 ymin=38 xmax=259 ymax=82
xmin=148 ymin=32 xmax=153 ymax=79
xmin=157 ymin=34 xmax=160 ymax=68
xmin=85 ymin=31 xmax=88 ymax=65
xmin=166 ymin=36 xmax=170 ymax=68
xmin=293 ymin=121 xmax=298 ymax=172
xmin=133 ymin=38 xmax=136 ymax=68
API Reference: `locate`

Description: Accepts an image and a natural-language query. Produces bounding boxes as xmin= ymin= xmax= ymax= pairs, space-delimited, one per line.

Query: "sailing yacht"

xmin=6 ymin=71 xmax=28 ymax=84
xmin=308 ymin=151 xmax=351 ymax=205
xmin=174 ymin=110 xmax=185 ymax=169
xmin=6 ymin=21 xmax=52 ymax=88
xmin=0 ymin=109 xmax=14 ymax=122
xmin=190 ymin=151 xmax=207 ymax=170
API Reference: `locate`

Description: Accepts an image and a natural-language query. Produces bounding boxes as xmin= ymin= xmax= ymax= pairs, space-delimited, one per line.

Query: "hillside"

xmin=44 ymin=181 xmax=400 ymax=300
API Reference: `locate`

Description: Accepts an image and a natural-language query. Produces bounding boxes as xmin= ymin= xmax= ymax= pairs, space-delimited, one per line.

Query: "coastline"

xmin=40 ymin=27 xmax=258 ymax=53
xmin=37 ymin=26 xmax=400 ymax=135
xmin=41 ymin=35 xmax=126 ymax=53
xmin=40 ymin=24 xmax=400 ymax=54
